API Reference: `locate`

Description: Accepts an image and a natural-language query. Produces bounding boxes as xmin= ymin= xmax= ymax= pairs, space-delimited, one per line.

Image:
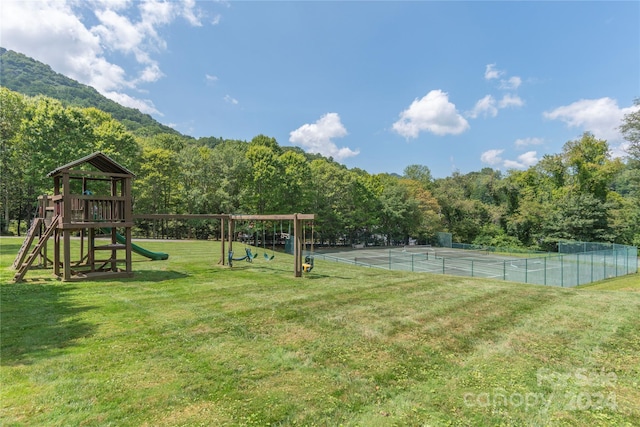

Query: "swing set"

xmin=302 ymin=221 xmax=314 ymax=273
xmin=262 ymin=222 xmax=276 ymax=261
xmin=227 ymin=214 xmax=315 ymax=276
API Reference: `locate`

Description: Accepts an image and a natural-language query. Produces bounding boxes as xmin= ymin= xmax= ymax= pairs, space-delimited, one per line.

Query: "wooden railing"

xmin=65 ymin=196 xmax=127 ymax=223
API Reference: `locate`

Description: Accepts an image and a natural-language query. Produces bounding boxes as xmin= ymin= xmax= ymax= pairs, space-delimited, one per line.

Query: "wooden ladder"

xmin=12 ymin=217 xmax=43 ymax=269
xmin=13 ymin=215 xmax=59 ymax=282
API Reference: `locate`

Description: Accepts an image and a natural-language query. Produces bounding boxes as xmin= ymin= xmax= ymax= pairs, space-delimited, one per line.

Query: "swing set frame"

xmin=229 ymin=214 xmax=315 ymax=277
xmin=135 ymin=213 xmax=315 ymax=277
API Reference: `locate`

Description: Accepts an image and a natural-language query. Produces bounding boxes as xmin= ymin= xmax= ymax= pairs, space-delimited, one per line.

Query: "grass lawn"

xmin=1 ymin=236 xmax=639 ymax=426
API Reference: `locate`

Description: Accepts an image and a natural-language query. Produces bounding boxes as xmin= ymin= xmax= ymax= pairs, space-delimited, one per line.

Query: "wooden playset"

xmin=12 ymin=152 xmax=315 ymax=282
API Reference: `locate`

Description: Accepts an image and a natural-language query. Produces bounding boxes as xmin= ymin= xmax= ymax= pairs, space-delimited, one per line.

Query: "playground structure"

xmin=12 ymin=152 xmax=315 ymax=282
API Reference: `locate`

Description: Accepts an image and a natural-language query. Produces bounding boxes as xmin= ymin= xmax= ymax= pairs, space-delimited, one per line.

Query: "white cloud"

xmin=223 ymin=95 xmax=238 ymax=105
xmin=467 ymin=95 xmax=498 ymax=119
xmin=393 ymin=90 xmax=469 ymax=138
xmin=289 ymin=113 xmax=359 ymax=161
xmin=504 ymin=151 xmax=539 ymax=169
xmin=482 ymin=148 xmax=539 ymax=169
xmin=0 ymin=0 xmax=212 ymax=112
xmin=485 ymin=64 xmax=503 ymax=80
xmin=480 ymin=149 xmax=504 ymax=165
xmin=498 ymin=94 xmax=524 ymax=108
xmin=514 ymin=137 xmax=544 ymax=148
xmin=205 ymin=74 xmax=219 ymax=84
xmin=180 ymin=0 xmax=204 ymax=27
xmin=499 ymin=76 xmax=522 ymax=90
xmin=543 ymin=97 xmax=638 ymax=142
xmin=467 ymin=93 xmax=523 ymax=119
xmin=103 ymin=91 xmax=160 ymax=115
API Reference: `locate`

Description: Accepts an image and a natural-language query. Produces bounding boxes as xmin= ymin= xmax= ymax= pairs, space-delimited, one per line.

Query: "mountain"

xmin=0 ymin=47 xmax=179 ymax=136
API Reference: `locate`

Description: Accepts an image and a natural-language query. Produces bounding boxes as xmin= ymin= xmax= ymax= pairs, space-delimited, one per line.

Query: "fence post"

xmin=544 ymin=257 xmax=546 ymax=285
xmin=442 ymin=257 xmax=445 ymax=274
xmin=576 ymin=254 xmax=579 ymax=286
xmin=471 ymin=260 xmax=474 ymax=277
xmin=561 ymin=256 xmax=564 ymax=288
xmin=525 ymin=258 xmax=528 ymax=283
xmin=503 ymin=261 xmax=506 ymax=280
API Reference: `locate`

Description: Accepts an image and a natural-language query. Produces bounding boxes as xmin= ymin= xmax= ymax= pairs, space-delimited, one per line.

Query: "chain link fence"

xmin=315 ymin=241 xmax=638 ymax=287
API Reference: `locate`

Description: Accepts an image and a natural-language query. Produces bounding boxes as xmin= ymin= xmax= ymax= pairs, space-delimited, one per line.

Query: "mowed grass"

xmin=1 ymin=236 xmax=639 ymax=426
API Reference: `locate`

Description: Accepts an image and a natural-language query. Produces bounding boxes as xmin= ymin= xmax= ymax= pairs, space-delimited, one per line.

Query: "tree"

xmin=178 ymin=144 xmax=217 ymax=214
xmin=279 ymin=150 xmax=312 ymax=213
xmin=544 ymin=192 xmax=613 ymax=243
xmin=403 ymin=164 xmax=433 ymax=189
xmin=400 ymin=178 xmax=442 ymax=243
xmin=620 ymin=98 xmax=640 ymax=161
xmin=134 ymin=146 xmax=181 ymax=216
xmin=245 ymin=140 xmax=283 ymax=214
xmin=562 ymin=132 xmax=624 ymax=201
xmin=432 ymin=172 xmax=495 ymax=243
xmin=209 ymin=140 xmax=250 ymax=213
xmin=82 ymin=107 xmax=141 ymax=168
xmin=309 ymin=159 xmax=347 ymax=245
xmin=0 ymin=88 xmax=27 ymax=233
xmin=377 ymin=177 xmax=421 ymax=245
xmin=536 ymin=154 xmax=566 ymax=189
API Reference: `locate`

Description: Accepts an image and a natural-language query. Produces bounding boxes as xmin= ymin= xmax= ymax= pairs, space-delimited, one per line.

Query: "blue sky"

xmin=2 ymin=1 xmax=639 ymax=178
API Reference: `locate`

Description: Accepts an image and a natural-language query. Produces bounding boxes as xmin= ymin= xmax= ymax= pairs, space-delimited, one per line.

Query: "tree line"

xmin=2 ymin=87 xmax=639 ymax=250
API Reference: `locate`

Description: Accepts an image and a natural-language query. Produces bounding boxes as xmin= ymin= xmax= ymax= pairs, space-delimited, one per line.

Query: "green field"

xmin=1 ymin=236 xmax=639 ymax=426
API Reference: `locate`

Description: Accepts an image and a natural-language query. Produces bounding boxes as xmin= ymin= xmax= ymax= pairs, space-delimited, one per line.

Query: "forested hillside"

xmin=1 ymin=50 xmax=639 ymax=250
xmin=0 ymin=48 xmax=179 ymax=136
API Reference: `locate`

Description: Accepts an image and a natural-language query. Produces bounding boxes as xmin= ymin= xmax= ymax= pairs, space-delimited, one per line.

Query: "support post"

xmin=220 ymin=217 xmax=225 ymax=265
xmin=125 ymin=227 xmax=132 ymax=273
xmin=54 ymin=227 xmax=60 ymax=277
xmin=89 ymin=228 xmax=95 ymax=272
xmin=228 ymin=218 xmax=234 ymax=260
xmin=294 ymin=214 xmax=302 ymax=277
xmin=63 ymin=229 xmax=71 ymax=281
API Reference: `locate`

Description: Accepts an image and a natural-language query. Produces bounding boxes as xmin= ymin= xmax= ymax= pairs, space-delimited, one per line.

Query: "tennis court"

xmin=314 ymin=244 xmax=638 ymax=287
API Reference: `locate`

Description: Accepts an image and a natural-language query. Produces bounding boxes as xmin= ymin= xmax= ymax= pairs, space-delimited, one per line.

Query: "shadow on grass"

xmin=0 ymin=243 xmax=22 ymax=257
xmin=123 ymin=270 xmax=189 ymax=282
xmin=0 ymin=283 xmax=96 ymax=366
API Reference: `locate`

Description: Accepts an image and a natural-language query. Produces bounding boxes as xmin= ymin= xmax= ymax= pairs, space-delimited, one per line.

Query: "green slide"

xmin=101 ymin=229 xmax=169 ymax=260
